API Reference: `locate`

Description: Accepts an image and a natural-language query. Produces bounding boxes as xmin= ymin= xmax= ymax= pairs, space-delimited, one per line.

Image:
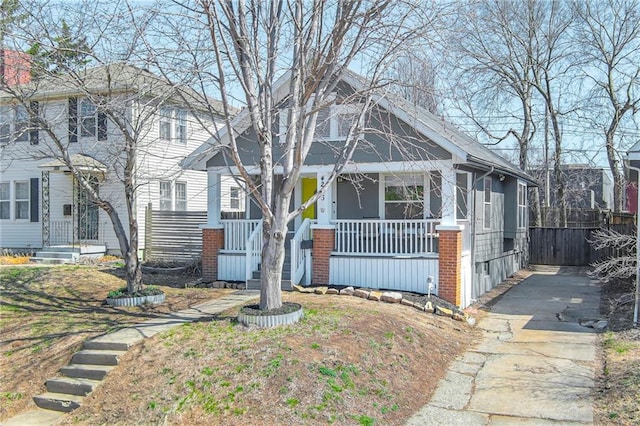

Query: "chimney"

xmin=1 ymin=49 xmax=31 ymax=86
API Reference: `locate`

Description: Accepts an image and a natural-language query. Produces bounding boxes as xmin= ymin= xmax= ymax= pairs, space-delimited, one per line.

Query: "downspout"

xmin=469 ymin=167 xmax=494 ymax=304
xmin=626 ymin=164 xmax=640 ymax=326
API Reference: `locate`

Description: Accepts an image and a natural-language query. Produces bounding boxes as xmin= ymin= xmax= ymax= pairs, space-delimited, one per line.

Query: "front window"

xmin=456 ymin=172 xmax=469 ymax=220
xmin=175 ymin=110 xmax=187 ymax=144
xmin=175 ymin=182 xmax=187 ymax=211
xmin=518 ymin=182 xmax=527 ymax=229
xmin=384 ymin=174 xmax=424 ymax=219
xmin=230 ymin=186 xmax=240 ymax=210
xmin=15 ymin=181 xmax=29 ymax=220
xmin=1 ymin=105 xmax=32 ymax=143
xmin=159 ymin=108 xmax=172 ymax=140
xmin=159 ymin=181 xmax=172 ymax=211
xmin=0 ymin=182 xmax=9 ymax=219
xmin=483 ymin=177 xmax=491 ymax=229
xmin=80 ymin=100 xmax=97 ymax=137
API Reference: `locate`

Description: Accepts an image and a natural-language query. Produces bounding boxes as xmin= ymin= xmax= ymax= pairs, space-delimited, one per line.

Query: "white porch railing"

xmin=245 ymin=221 xmax=263 ymax=280
xmin=332 ymin=219 xmax=440 ymax=255
xmin=221 ymin=219 xmax=261 ymax=252
xmin=290 ymin=218 xmax=314 ymax=285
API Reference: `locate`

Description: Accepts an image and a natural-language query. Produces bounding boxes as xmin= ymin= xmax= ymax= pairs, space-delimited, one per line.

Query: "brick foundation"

xmin=202 ymin=227 xmax=224 ymax=282
xmin=438 ymin=228 xmax=462 ymax=307
xmin=312 ymin=228 xmax=334 ymax=285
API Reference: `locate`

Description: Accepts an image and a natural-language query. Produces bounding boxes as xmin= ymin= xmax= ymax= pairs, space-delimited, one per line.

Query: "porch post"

xmin=311 ymin=172 xmax=335 ymax=285
xmin=439 ymin=163 xmax=457 ymax=226
xmin=206 ymin=170 xmax=222 ymax=227
xmin=201 ymin=169 xmax=224 ymax=282
xmin=436 ymin=224 xmax=463 ymax=307
xmin=41 ymin=171 xmax=50 ymax=247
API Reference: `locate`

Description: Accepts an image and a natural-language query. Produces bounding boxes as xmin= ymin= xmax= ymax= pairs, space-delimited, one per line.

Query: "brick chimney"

xmin=1 ymin=49 xmax=31 ymax=86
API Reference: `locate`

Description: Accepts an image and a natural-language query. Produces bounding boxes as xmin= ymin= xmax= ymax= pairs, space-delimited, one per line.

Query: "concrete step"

xmin=246 ymin=279 xmax=292 ymax=291
xmin=30 ymin=257 xmax=70 ymax=265
xmin=34 ymin=251 xmax=76 ymax=259
xmin=84 ymin=338 xmax=131 ymax=352
xmin=33 ymin=392 xmax=84 ymax=413
xmin=60 ymin=363 xmax=114 ymax=380
xmin=71 ymin=349 xmax=126 ymax=366
xmin=46 ymin=377 xmax=101 ymax=396
xmin=0 ymin=409 xmax=64 ymax=425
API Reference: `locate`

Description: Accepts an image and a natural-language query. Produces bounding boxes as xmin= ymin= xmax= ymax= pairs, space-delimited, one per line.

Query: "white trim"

xmin=205 ymin=159 xmax=453 ymax=176
xmin=199 ymin=224 xmax=224 ymax=230
xmin=436 ymin=224 xmax=464 ymax=231
xmin=311 ymin=224 xmax=336 ymax=230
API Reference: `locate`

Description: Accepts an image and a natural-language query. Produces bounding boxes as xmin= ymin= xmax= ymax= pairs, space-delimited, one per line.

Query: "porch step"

xmin=246 ymin=279 xmax=292 ymax=291
xmin=30 ymin=257 xmax=70 ymax=265
xmin=34 ymin=251 xmax=77 ymax=259
xmin=45 ymin=377 xmax=101 ymax=396
xmin=71 ymin=349 xmax=126 ymax=366
xmin=33 ymin=392 xmax=84 ymax=413
xmin=60 ymin=364 xmax=115 ymax=380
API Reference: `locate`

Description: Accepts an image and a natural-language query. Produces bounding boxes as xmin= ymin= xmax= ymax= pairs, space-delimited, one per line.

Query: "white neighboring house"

xmin=0 ymin=63 xmax=226 ymax=259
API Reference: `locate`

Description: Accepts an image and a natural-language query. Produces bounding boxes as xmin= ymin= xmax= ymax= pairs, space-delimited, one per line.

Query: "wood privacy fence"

xmin=144 ymin=207 xmax=206 ymax=262
xmin=529 ymin=224 xmax=636 ymax=266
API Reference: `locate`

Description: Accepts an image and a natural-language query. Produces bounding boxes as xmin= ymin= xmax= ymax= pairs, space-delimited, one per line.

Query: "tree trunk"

xmin=530 ymin=187 xmax=541 ymax=227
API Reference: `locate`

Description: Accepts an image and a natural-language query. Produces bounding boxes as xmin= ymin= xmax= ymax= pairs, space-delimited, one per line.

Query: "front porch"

xmin=200 ymin=165 xmax=473 ymax=307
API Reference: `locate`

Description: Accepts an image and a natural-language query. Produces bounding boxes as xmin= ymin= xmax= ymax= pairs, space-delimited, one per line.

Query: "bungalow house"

xmin=0 ymin=62 xmax=226 ymax=260
xmin=183 ymin=71 xmax=536 ymax=308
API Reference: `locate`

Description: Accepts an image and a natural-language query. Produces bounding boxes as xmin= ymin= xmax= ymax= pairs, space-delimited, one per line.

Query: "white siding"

xmin=329 ymin=256 xmax=438 ymax=294
xmin=218 ymin=253 xmax=246 ymax=281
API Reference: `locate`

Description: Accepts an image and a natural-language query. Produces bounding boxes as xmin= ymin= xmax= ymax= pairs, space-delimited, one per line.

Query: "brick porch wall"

xmin=438 ymin=228 xmax=462 ymax=307
xmin=202 ymin=228 xmax=224 ymax=282
xmin=312 ymin=228 xmax=334 ymax=285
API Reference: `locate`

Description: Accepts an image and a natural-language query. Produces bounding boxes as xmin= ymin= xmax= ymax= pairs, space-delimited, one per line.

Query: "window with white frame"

xmin=175 ymin=110 xmax=187 ymax=144
xmin=518 ymin=182 xmax=527 ymax=229
xmin=384 ymin=174 xmax=424 ymax=219
xmin=456 ymin=172 xmax=469 ymax=220
xmin=159 ymin=181 xmax=172 ymax=211
xmin=14 ymin=181 xmax=29 ymax=220
xmin=0 ymin=182 xmax=9 ymax=219
xmin=280 ymin=103 xmax=361 ymax=141
xmin=159 ymin=108 xmax=187 ymax=142
xmin=230 ymin=186 xmax=240 ymax=210
xmin=80 ymin=99 xmax=98 ymax=137
xmin=159 ymin=108 xmax=172 ymax=140
xmin=160 ymin=181 xmax=187 ymax=211
xmin=175 ymin=182 xmax=187 ymax=211
xmin=483 ymin=177 xmax=491 ymax=229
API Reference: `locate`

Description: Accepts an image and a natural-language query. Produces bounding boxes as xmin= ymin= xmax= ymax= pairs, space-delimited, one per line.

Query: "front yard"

xmin=0 ymin=264 xmax=478 ymax=425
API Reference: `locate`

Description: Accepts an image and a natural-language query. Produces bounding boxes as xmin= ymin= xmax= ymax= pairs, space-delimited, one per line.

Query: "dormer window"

xmin=313 ymin=105 xmax=360 ymax=140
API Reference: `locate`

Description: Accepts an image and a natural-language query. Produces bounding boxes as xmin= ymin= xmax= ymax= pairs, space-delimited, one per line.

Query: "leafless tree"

xmin=1 ymin=1 xmax=211 ymax=293
xmin=574 ymin=0 xmax=640 ymax=212
xmin=143 ymin=0 xmax=433 ymax=310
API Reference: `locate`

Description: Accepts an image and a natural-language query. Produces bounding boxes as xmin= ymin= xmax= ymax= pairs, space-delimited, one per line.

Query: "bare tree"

xmin=144 ymin=0 xmax=431 ymax=310
xmin=1 ymin=2 xmax=214 ymax=294
xmin=574 ymin=0 xmax=640 ymax=212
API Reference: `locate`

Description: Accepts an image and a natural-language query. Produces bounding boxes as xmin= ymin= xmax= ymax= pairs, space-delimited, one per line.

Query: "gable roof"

xmin=183 ymin=69 xmax=535 ymax=184
xmin=1 ymin=62 xmax=229 ymax=116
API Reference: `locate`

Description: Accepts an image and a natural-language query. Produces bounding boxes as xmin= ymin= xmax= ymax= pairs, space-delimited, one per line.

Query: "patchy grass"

xmin=0 ymin=265 xmax=234 ymax=420
xmin=594 ymin=278 xmax=640 ymax=425
xmin=60 ymin=293 xmax=478 ymax=426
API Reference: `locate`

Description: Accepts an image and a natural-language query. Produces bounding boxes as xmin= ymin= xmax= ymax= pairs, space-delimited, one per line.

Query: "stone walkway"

xmin=1 ymin=290 xmax=259 ymax=426
xmin=407 ymin=267 xmax=601 ymax=425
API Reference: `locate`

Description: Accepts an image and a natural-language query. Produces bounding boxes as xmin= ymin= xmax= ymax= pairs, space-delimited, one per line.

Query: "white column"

xmin=205 ymin=170 xmax=223 ymax=228
xmin=439 ymin=162 xmax=457 ymax=226
xmin=316 ymin=172 xmax=334 ymax=227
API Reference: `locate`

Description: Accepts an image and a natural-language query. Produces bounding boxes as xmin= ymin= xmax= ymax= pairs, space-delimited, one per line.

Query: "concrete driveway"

xmin=407 ymin=266 xmax=602 ymax=425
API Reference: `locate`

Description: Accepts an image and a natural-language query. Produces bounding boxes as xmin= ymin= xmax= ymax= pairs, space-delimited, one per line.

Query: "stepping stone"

xmin=33 ymin=392 xmax=84 ymax=413
xmin=46 ymin=377 xmax=101 ymax=396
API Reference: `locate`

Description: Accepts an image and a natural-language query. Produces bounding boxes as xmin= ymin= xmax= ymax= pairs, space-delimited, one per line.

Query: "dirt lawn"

xmin=0 ymin=264 xmax=234 ymax=420
xmin=1 ymin=264 xmax=480 ymax=425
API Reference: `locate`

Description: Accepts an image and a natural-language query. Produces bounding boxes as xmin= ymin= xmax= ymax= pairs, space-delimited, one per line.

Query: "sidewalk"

xmin=1 ymin=289 xmax=259 ymax=426
xmin=407 ymin=266 xmax=601 ymax=425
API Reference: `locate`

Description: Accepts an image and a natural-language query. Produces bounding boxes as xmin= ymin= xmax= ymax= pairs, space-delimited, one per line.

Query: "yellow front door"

xmin=301 ymin=177 xmax=317 ymax=220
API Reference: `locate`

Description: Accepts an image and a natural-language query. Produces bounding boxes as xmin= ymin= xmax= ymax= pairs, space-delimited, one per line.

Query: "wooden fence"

xmin=144 ymin=207 xmax=206 ymax=262
xmin=529 ymin=223 xmax=635 ymax=266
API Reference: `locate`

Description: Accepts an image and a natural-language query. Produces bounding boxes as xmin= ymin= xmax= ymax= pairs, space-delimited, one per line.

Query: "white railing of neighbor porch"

xmin=245 ymin=221 xmax=263 ymax=280
xmin=222 ymin=219 xmax=261 ymax=252
xmin=290 ymin=218 xmax=314 ymax=285
xmin=332 ymin=219 xmax=440 ymax=255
